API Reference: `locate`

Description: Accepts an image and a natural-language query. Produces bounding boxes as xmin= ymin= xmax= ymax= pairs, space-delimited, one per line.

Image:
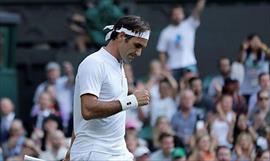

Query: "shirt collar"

xmin=4 ymin=112 xmax=15 ymax=121
xmin=100 ymin=47 xmax=123 ymax=70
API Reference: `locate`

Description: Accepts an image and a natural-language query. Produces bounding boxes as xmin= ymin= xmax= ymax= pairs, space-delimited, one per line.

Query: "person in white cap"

xmin=65 ymin=15 xmax=151 ymax=161
xmin=134 ymin=146 xmax=150 ymax=161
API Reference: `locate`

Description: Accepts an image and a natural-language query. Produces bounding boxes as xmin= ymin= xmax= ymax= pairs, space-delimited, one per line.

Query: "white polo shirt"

xmin=157 ymin=16 xmax=200 ymax=70
xmin=71 ymin=48 xmax=128 ymax=155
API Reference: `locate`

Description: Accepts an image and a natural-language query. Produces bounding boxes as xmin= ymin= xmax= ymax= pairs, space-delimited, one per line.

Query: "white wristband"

xmin=119 ymin=94 xmax=138 ymax=111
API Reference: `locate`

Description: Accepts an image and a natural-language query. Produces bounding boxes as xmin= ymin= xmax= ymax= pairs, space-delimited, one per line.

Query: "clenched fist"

xmin=133 ymin=89 xmax=150 ymax=106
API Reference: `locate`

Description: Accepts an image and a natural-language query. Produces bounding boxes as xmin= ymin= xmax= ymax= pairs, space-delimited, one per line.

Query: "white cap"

xmin=134 ymin=146 xmax=150 ymax=158
xmin=46 ymin=62 xmax=60 ymax=71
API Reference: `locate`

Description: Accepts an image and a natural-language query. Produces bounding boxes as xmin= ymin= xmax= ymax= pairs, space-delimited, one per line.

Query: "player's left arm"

xmin=192 ymin=0 xmax=206 ymax=20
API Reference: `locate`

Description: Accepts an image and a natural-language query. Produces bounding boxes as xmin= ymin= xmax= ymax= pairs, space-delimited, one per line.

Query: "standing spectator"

xmin=150 ymin=132 xmax=174 ymax=161
xmin=208 ymin=57 xmax=232 ymax=98
xmin=0 ymin=98 xmax=16 ymax=144
xmin=216 ymin=145 xmax=232 ymax=161
xmin=156 ymin=0 xmax=206 ymax=81
xmin=40 ymin=130 xmax=68 ymax=161
xmin=171 ymin=89 xmax=198 ymax=147
xmin=239 ymin=34 xmax=270 ymax=100
xmin=248 ymin=73 xmax=270 ymax=116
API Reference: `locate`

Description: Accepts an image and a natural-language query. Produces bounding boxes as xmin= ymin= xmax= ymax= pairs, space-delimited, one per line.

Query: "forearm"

xmin=192 ymin=0 xmax=206 ymax=20
xmin=159 ymin=52 xmax=167 ymax=67
xmin=82 ymin=100 xmax=122 ymax=120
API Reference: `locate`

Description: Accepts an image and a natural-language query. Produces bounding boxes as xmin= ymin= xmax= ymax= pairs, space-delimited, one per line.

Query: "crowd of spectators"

xmin=1 ymin=0 xmax=270 ymax=161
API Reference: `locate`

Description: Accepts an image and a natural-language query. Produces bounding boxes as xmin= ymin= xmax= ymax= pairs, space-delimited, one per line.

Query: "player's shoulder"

xmin=78 ymin=49 xmax=105 ymax=71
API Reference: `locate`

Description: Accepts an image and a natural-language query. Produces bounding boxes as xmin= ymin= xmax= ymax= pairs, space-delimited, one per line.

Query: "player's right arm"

xmin=81 ymin=89 xmax=150 ymax=120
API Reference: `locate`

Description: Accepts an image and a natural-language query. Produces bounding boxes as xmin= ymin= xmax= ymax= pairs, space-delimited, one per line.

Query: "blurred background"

xmin=0 ymin=0 xmax=270 ymax=161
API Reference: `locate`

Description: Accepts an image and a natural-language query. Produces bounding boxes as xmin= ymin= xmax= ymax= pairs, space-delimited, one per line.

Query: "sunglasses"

xmin=259 ymin=97 xmax=269 ymax=101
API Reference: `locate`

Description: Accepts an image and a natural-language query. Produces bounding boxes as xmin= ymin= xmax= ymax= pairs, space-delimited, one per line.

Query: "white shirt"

xmin=40 ymin=146 xmax=68 ymax=161
xmin=211 ymin=119 xmax=231 ymax=147
xmin=71 ymin=48 xmax=129 ymax=155
xmin=150 ymin=97 xmax=177 ymax=126
xmin=1 ymin=112 xmax=15 ymax=131
xmin=157 ymin=16 xmax=200 ymax=69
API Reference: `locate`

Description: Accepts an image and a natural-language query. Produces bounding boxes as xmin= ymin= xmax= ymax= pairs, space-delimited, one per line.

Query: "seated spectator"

xmin=178 ymin=69 xmax=197 ymax=92
xmin=171 ymin=147 xmax=186 ymax=161
xmin=27 ymin=92 xmax=62 ymax=136
xmin=216 ymin=145 xmax=231 ymax=161
xmin=248 ymin=73 xmax=270 ymax=116
xmin=229 ymin=113 xmax=257 ymax=145
xmin=0 ymin=98 xmax=16 ymax=144
xmin=134 ymin=146 xmax=150 ymax=161
xmin=255 ymin=150 xmax=270 ymax=161
xmin=150 ymin=132 xmax=174 ymax=161
xmin=152 ymin=116 xmax=175 ymax=150
xmin=150 ymin=78 xmax=177 ymax=126
xmin=146 ymin=59 xmax=164 ymax=100
xmin=0 ymin=147 xmax=3 ymax=161
xmin=222 ymin=78 xmax=247 ymax=115
xmin=211 ymin=94 xmax=235 ymax=147
xmin=208 ymin=57 xmax=232 ymax=99
xmin=125 ymin=120 xmax=147 ymax=148
xmin=2 ymin=119 xmax=26 ymax=160
xmin=125 ymin=132 xmax=139 ymax=155
xmin=39 ymin=130 xmax=68 ymax=161
xmin=146 ymin=59 xmax=177 ymax=100
xmin=189 ymin=76 xmax=214 ymax=116
xmin=171 ymin=89 xmax=198 ymax=147
xmin=231 ymin=132 xmax=255 ymax=161
xmin=239 ymin=34 xmax=270 ymax=100
xmin=21 ymin=139 xmax=41 ymax=159
xmin=188 ymin=134 xmax=216 ymax=161
xmin=249 ymin=90 xmax=270 ymax=137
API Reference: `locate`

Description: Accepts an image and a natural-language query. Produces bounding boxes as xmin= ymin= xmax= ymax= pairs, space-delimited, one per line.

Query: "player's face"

xmin=119 ymin=35 xmax=148 ymax=63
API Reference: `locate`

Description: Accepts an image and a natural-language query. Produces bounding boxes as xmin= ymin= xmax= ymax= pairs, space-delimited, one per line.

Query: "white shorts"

xmin=71 ymin=151 xmax=134 ymax=161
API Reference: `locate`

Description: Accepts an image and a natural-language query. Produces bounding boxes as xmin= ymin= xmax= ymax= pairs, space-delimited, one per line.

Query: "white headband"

xmin=103 ymin=25 xmax=150 ymax=41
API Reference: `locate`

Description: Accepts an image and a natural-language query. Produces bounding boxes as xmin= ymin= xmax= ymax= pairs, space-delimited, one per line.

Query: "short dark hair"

xmin=108 ymin=15 xmax=150 ymax=41
xmin=218 ymin=57 xmax=230 ymax=67
xmin=215 ymin=145 xmax=231 ymax=154
xmin=158 ymin=132 xmax=173 ymax=142
xmin=258 ymin=72 xmax=269 ymax=83
xmin=170 ymin=4 xmax=183 ymax=16
xmin=189 ymin=76 xmax=201 ymax=87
